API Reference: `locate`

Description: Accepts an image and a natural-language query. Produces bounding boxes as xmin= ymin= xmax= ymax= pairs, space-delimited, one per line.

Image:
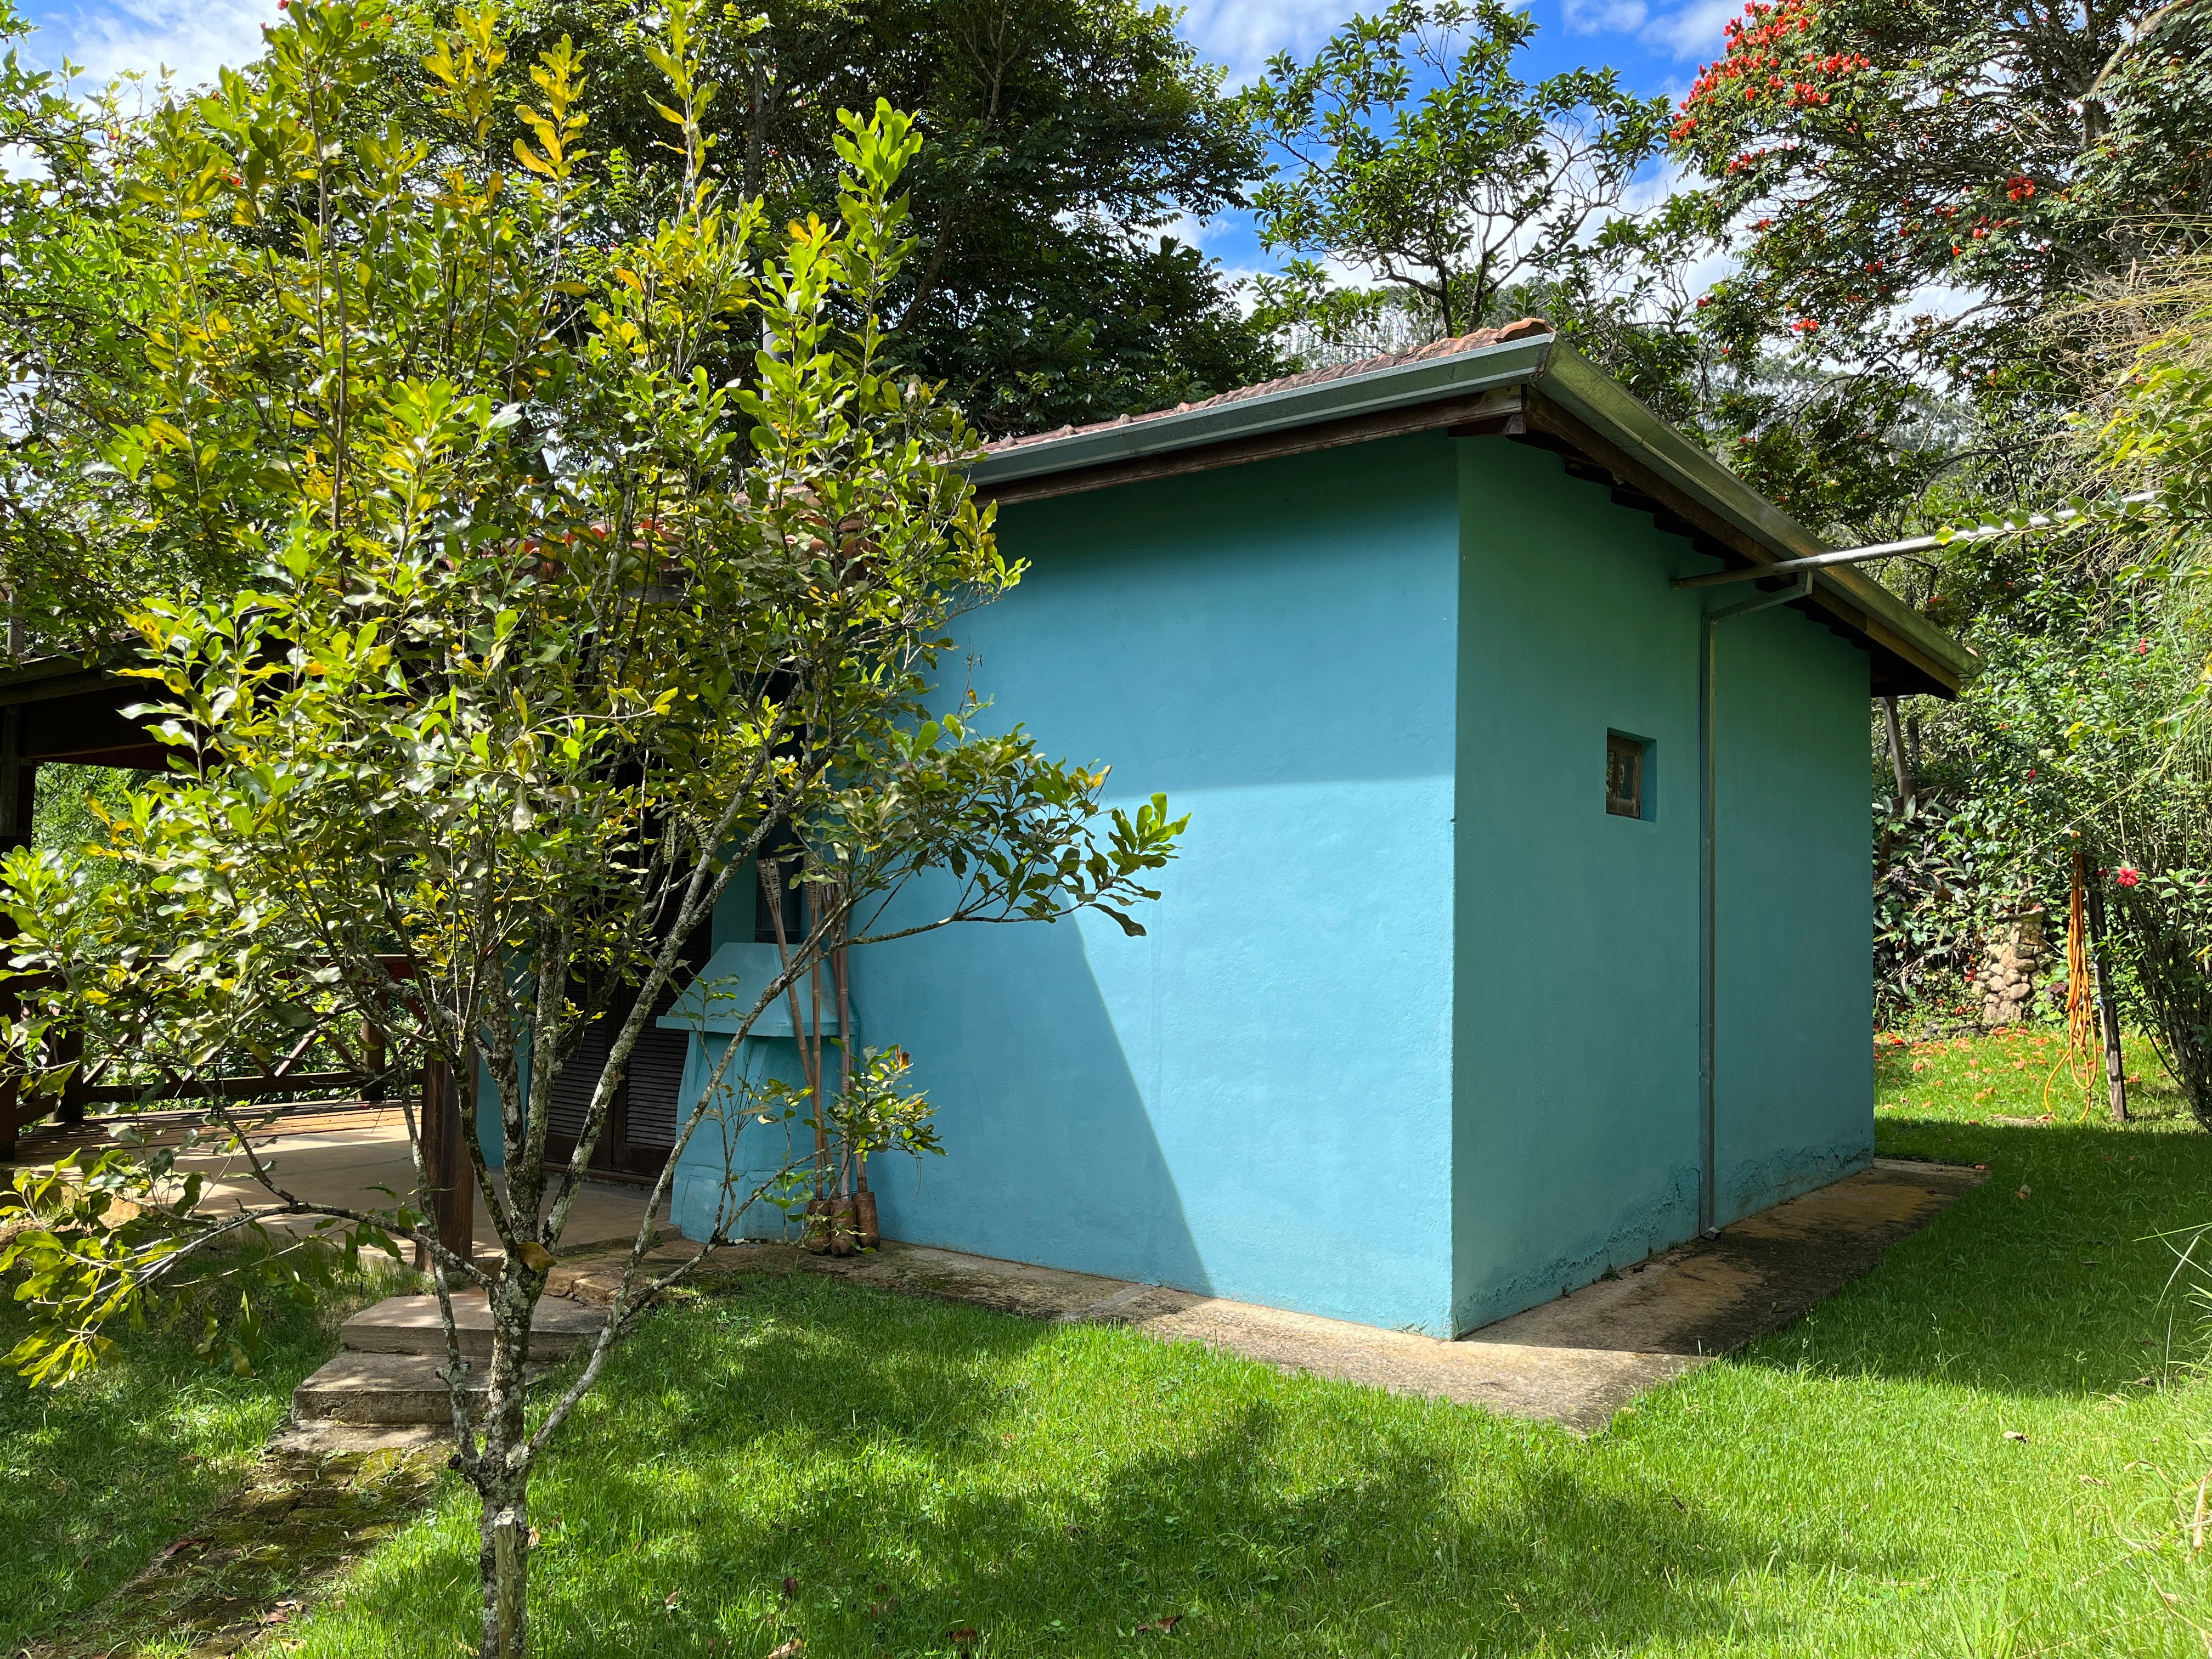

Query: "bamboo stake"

xmin=759 ymin=859 xmax=828 ymax=1196
xmin=2085 ymin=868 xmax=2130 ymax=1124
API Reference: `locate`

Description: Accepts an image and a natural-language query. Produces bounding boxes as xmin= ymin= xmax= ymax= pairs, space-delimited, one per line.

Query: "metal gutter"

xmin=969 ymin=334 xmax=1558 ymax=487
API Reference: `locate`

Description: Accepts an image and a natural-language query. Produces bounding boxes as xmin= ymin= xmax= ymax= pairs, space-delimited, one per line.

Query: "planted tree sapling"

xmin=0 ymin=5 xmax=1183 ymax=1653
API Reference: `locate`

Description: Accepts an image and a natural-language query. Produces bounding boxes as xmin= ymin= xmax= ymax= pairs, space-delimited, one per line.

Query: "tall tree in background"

xmin=1653 ymin=0 xmax=2212 ymax=1023
xmin=0 ymin=1 xmax=239 ymax=652
xmin=486 ymin=0 xmax=1279 ymax=433
xmin=1667 ymin=0 xmax=2212 ymax=533
xmin=1239 ymin=1 xmax=1668 ymax=351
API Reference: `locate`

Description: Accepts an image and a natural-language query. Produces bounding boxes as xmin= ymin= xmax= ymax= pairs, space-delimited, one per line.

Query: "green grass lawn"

xmin=0 ymin=1256 xmax=393 ymax=1652
xmin=17 ymin=1031 xmax=2212 ymax=1657
xmin=236 ymin=1026 xmax=2212 ymax=1659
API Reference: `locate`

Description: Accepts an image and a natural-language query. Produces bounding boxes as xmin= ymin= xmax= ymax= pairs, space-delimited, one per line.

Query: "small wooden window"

xmin=1606 ymin=732 xmax=1646 ymax=819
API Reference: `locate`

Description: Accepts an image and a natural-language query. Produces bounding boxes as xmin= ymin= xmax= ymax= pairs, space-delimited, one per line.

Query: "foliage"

xmin=29 ymin=765 xmax=146 ymax=860
xmin=1866 ymin=557 xmax=2193 ymax=1022
xmin=2104 ymin=864 xmax=2212 ymax=1127
xmin=0 ymin=1249 xmax=400 ymax=1654
xmin=460 ymin=0 xmax=1281 ymax=435
xmin=0 ymin=4 xmax=1182 ymax=1651
xmin=1239 ymin=0 xmax=1668 ymax=346
xmin=0 ymin=2 xmax=238 ymax=651
xmin=1664 ymin=0 xmax=2212 ymax=530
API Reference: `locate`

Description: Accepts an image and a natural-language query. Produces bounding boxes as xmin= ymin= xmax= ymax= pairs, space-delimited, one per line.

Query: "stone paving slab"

xmin=498 ymin=1157 xmax=1980 ymax=1432
xmin=340 ymin=1289 xmax=605 ymax=1361
xmin=1467 ymin=1157 xmax=1983 ymax=1364
xmin=292 ymin=1350 xmax=551 ymax=1425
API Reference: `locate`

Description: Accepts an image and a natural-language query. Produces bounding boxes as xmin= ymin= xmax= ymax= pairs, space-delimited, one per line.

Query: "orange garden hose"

xmin=2044 ymin=850 xmax=2102 ymax=1120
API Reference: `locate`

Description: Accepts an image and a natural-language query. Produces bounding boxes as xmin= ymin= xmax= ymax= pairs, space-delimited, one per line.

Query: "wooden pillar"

xmin=53 ymin=1026 xmax=85 ymax=1126
xmin=363 ymin=1021 xmax=388 ymax=1103
xmin=2086 ymin=878 xmax=2129 ymax=1124
xmin=414 ymin=1058 xmax=475 ymax=1270
xmin=0 ymin=721 xmax=33 ymax=1164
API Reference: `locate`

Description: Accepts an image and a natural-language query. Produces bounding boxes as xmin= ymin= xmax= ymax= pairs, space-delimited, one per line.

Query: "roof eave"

xmin=1530 ymin=349 xmax=1977 ymax=692
xmin=970 ymin=332 xmax=1974 ymax=698
xmin=969 ymin=334 xmax=1559 ymax=487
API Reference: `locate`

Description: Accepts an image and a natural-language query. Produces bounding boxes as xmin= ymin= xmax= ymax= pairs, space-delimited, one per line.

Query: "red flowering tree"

xmin=1667 ymin=0 xmax=2212 ymax=530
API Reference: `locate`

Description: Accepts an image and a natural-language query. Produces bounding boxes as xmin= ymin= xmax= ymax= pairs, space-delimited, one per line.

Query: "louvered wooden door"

xmin=544 ymin=927 xmax=709 ymax=1178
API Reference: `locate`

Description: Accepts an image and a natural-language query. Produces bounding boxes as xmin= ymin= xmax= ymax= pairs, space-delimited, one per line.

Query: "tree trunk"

xmin=474 ymin=1272 xmax=541 ymax=1657
xmin=1880 ymin=695 xmax=1914 ymax=813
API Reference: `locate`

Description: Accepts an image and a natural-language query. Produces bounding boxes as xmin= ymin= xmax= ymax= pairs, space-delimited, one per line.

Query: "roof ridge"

xmin=978 ymin=317 xmax=1555 ymax=457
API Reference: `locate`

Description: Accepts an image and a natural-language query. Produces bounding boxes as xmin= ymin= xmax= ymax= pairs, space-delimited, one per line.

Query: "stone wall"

xmin=1977 ymin=909 xmax=2047 ymax=1028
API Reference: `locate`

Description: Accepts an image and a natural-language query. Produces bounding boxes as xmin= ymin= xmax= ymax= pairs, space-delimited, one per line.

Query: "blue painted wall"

xmin=666 ymin=940 xmax=845 ymax=1243
xmin=1710 ymin=600 xmax=1875 ymax=1221
xmin=849 ymin=434 xmax=1467 ymax=1333
xmin=643 ymin=426 xmax=1877 ymax=1337
xmin=1449 ymin=439 xmax=1705 ymax=1332
xmin=1447 ymin=438 xmax=1873 ymax=1330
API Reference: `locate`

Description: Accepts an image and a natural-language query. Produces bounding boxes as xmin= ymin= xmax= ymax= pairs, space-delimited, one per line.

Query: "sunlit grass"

xmin=252 ymin=1024 xmax=2212 ymax=1658
xmin=0 ymin=1261 xmax=396 ymax=1651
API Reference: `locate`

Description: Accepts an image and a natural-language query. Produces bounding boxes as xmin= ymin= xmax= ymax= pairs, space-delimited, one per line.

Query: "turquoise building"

xmin=653 ymin=323 xmax=1969 ymax=1338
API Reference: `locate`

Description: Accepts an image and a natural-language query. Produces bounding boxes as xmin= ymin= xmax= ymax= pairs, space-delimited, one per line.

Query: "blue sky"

xmin=16 ymin=0 xmax=1739 ymax=283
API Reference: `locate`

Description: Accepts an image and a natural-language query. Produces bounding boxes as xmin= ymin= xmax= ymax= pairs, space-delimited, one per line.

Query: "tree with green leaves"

xmin=471 ymin=0 xmax=1280 ymax=434
xmin=0 ymin=1 xmax=233 ymax=652
xmin=1664 ymin=0 xmax=2212 ymax=531
xmin=0 ymin=5 xmax=1182 ymax=1652
xmin=1239 ymin=0 xmax=1669 ymax=347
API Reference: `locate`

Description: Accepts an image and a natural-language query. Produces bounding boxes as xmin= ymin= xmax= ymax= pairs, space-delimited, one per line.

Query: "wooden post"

xmin=363 ymin=1022 xmax=388 ymax=1103
xmin=2085 ymin=877 xmax=2129 ymax=1123
xmin=414 ymin=1058 xmax=474 ymax=1270
xmin=53 ymin=1025 xmax=85 ymax=1126
xmin=0 ymin=719 xmax=33 ymax=1163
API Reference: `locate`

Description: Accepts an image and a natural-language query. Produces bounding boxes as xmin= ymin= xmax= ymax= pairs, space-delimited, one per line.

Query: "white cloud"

xmin=1638 ymin=0 xmax=1737 ymax=60
xmin=1177 ymin=0 xmax=1357 ymax=83
xmin=1562 ymin=0 xmax=1650 ymax=35
xmin=22 ymin=0 xmax=276 ymax=93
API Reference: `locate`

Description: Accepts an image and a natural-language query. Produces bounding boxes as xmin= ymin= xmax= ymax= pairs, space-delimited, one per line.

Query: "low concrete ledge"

xmin=339 ymin=1290 xmax=605 ymax=1362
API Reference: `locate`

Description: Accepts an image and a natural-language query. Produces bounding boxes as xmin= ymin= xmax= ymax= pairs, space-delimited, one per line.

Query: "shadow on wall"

xmin=860 ymin=902 xmax=1216 ymax=1299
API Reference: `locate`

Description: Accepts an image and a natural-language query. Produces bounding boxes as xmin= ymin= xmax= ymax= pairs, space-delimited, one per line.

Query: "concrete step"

xmin=339 ymin=1292 xmax=605 ymax=1362
xmin=293 ymin=1350 xmax=552 ymax=1426
xmin=272 ymin=1418 xmax=457 ymax=1457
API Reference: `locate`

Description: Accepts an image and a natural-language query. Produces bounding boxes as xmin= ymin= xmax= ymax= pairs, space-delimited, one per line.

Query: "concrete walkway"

xmin=9 ymin=1104 xmax=661 ymax=1255
xmin=595 ymin=1156 xmax=1979 ymax=1432
xmin=14 ymin=1111 xmax=1979 ymax=1431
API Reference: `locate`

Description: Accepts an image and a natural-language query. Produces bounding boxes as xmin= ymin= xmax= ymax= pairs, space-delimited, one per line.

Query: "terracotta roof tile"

xmin=979 ymin=317 xmax=1555 ymax=457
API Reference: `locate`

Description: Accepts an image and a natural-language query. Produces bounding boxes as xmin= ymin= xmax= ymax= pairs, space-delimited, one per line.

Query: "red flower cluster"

xmin=2005 ymin=173 xmax=2036 ymax=201
xmin=1683 ymin=0 xmax=1820 ymax=117
xmin=1680 ymin=0 xmax=1871 ymax=124
xmin=2116 ymin=867 xmax=2141 ymax=888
